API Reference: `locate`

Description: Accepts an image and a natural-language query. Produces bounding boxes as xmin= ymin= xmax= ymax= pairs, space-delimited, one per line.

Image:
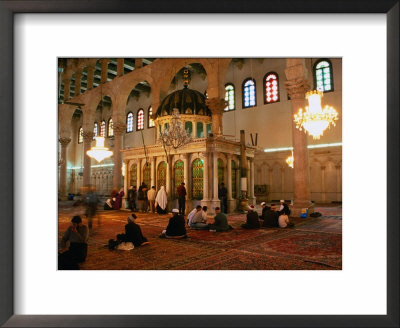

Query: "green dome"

xmin=156 ymin=87 xmax=211 ymax=117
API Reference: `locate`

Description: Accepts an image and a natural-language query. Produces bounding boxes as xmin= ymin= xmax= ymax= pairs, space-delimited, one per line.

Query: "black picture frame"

xmin=1 ymin=1 xmax=398 ymax=327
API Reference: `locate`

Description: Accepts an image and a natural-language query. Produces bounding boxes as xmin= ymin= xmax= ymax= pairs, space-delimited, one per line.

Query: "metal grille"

xmin=143 ymin=162 xmax=151 ymax=187
xmin=192 ymin=158 xmax=203 ymax=200
xmin=231 ymin=160 xmax=237 ymax=198
xmin=174 ymin=160 xmax=184 ymax=197
xmin=157 ymin=161 xmax=167 ymax=190
xmin=129 ymin=163 xmax=137 ymax=187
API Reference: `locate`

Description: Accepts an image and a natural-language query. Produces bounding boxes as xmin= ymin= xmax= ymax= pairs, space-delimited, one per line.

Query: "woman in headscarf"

xmin=113 ymin=188 xmax=124 ymax=210
xmin=155 ymin=185 xmax=168 ymax=214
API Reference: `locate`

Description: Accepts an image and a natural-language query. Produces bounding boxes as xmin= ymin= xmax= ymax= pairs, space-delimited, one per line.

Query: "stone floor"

xmin=58 ymin=202 xmax=342 ymax=270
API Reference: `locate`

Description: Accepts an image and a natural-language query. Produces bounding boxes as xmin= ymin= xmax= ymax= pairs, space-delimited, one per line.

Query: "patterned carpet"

xmin=58 ymin=204 xmax=342 ymax=270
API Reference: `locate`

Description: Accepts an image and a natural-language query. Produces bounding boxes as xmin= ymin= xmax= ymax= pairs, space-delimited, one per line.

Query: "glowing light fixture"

xmin=286 ymin=151 xmax=294 ymax=168
xmin=294 ymin=90 xmax=338 ymax=140
xmin=86 ymin=136 xmax=113 ymax=163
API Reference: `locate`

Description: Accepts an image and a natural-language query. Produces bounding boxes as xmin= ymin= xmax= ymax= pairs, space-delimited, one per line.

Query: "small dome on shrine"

xmin=155 ymin=87 xmax=211 ymax=118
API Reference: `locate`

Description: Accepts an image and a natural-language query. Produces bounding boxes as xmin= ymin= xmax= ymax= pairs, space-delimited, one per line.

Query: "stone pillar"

xmin=281 ymin=166 xmax=285 ymax=199
xmin=227 ymin=154 xmax=235 ymax=213
xmin=100 ymin=59 xmax=109 ymax=83
xmin=137 ymin=160 xmax=141 ymax=188
xmin=135 ymin=58 xmax=143 ymax=68
xmin=321 ymin=165 xmax=326 ymax=203
xmin=184 ymin=153 xmax=189 ymax=193
xmin=59 ymin=137 xmax=71 ymax=198
xmin=82 ymin=131 xmax=94 ymax=187
xmin=117 ymin=58 xmax=124 ymax=77
xmin=285 ymin=59 xmax=313 ymax=216
xmin=123 ymin=159 xmax=129 ymax=208
xmin=206 ymin=97 xmax=226 ymax=137
xmin=212 ymin=152 xmax=219 ymax=201
xmin=166 ymin=156 xmax=171 ymax=199
xmin=236 ymin=160 xmax=241 ymax=200
xmin=193 ymin=121 xmax=197 ymax=138
xmin=112 ymin=122 xmax=126 ymax=190
xmin=74 ymin=69 xmax=83 ymax=96
xmin=86 ymin=65 xmax=95 ymax=90
xmin=268 ymin=168 xmax=273 ymax=202
xmin=336 ymin=164 xmax=342 ymax=202
xmin=248 ymin=158 xmax=255 ymax=205
xmin=151 ymin=157 xmax=156 ymax=187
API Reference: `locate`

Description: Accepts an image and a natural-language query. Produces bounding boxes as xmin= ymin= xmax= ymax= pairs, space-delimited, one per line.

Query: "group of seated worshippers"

xmin=259 ymin=200 xmax=293 ymax=228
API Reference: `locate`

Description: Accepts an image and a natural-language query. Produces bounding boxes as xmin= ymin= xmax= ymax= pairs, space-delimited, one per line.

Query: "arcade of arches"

xmin=58 ymin=58 xmax=342 ymax=216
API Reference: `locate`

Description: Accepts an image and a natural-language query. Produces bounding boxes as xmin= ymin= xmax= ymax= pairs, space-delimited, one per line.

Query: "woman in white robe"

xmin=155 ymin=186 xmax=168 ymax=214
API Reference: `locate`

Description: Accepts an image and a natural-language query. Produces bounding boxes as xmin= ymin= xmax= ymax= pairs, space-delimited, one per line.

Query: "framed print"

xmin=1 ymin=1 xmax=399 ymax=327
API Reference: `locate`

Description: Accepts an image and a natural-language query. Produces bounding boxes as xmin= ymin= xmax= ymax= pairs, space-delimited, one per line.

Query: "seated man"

xmin=241 ymin=204 xmax=260 ymax=229
xmin=259 ymin=202 xmax=268 ymax=219
xmin=277 ymin=200 xmax=291 ymax=216
xmin=262 ymin=206 xmax=279 ymax=228
xmin=104 ymin=198 xmax=114 ymax=210
xmin=187 ymin=205 xmax=200 ymax=225
xmin=208 ymin=207 xmax=232 ymax=232
xmin=189 ymin=205 xmax=209 ymax=230
xmin=160 ymin=209 xmax=187 ymax=238
xmin=116 ymin=214 xmax=149 ymax=247
xmin=58 ymin=216 xmax=89 ymax=270
xmin=278 ymin=214 xmax=294 ymax=228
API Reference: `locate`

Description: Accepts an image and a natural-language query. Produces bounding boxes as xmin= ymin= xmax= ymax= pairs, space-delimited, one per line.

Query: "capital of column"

xmin=320 ymin=166 xmax=326 ymax=170
xmin=284 ymin=78 xmax=310 ymax=100
xmin=59 ymin=137 xmax=71 ymax=146
xmin=113 ymin=122 xmax=127 ymax=136
xmin=205 ymin=97 xmax=227 ymax=114
xmin=82 ymin=131 xmax=95 ymax=142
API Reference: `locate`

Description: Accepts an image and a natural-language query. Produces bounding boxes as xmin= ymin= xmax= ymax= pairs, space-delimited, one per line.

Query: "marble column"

xmin=202 ymin=152 xmax=209 ymax=200
xmin=205 ymin=97 xmax=226 ymax=137
xmin=321 ymin=166 xmax=326 ymax=203
xmin=135 ymin=58 xmax=143 ymax=68
xmin=59 ymin=137 xmax=71 ymax=198
xmin=284 ymin=60 xmax=313 ymax=216
xmin=123 ymin=159 xmax=129 ymax=208
xmin=151 ymin=157 xmax=156 ymax=188
xmin=100 ymin=59 xmax=109 ymax=84
xmin=227 ymin=155 xmax=233 ymax=200
xmin=166 ymin=156 xmax=171 ymax=199
xmin=193 ymin=121 xmax=197 ymax=139
xmin=82 ymin=131 xmax=94 ymax=187
xmin=62 ymin=77 xmax=71 ymax=101
xmin=336 ymin=165 xmax=342 ymax=202
xmin=112 ymin=122 xmax=126 ymax=190
xmin=74 ymin=69 xmax=82 ymax=96
xmin=236 ymin=160 xmax=241 ymax=200
xmin=137 ymin=160 xmax=141 ymax=188
xmin=86 ymin=65 xmax=95 ymax=90
xmin=184 ymin=153 xmax=189 ymax=194
xmin=212 ymin=152 xmax=219 ymax=201
xmin=117 ymin=58 xmax=124 ymax=77
xmin=248 ymin=158 xmax=255 ymax=205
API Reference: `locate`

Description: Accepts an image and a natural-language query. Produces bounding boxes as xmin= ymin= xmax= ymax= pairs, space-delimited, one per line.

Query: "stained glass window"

xmin=192 ymin=158 xmax=204 ymax=200
xmin=218 ymin=159 xmax=225 ymax=186
xmin=243 ymin=78 xmax=256 ymax=108
xmin=206 ymin=123 xmax=212 ymax=137
xmin=126 ymin=112 xmax=133 ymax=132
xmin=185 ymin=121 xmax=193 ymax=136
xmin=174 ymin=160 xmax=184 ymax=198
xmin=143 ymin=162 xmax=151 ymax=187
xmin=129 ymin=163 xmax=137 ymax=187
xmin=100 ymin=121 xmax=106 ymax=137
xmin=93 ymin=123 xmax=98 ymax=140
xmin=264 ymin=72 xmax=280 ymax=104
xmin=137 ymin=109 xmax=144 ymax=130
xmin=148 ymin=106 xmax=155 ymax=128
xmin=78 ymin=127 xmax=83 ymax=144
xmin=157 ymin=161 xmax=167 ymax=190
xmin=107 ymin=118 xmax=114 ymax=137
xmin=231 ymin=160 xmax=237 ymax=199
xmin=314 ymin=60 xmax=333 ymax=92
xmin=224 ymin=84 xmax=235 ymax=111
xmin=197 ymin=122 xmax=204 ymax=138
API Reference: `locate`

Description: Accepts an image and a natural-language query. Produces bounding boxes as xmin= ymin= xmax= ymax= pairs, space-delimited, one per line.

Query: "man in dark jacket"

xmin=117 ymin=214 xmax=148 ymax=247
xmin=241 ymin=204 xmax=260 ymax=229
xmin=160 ymin=209 xmax=187 ymax=238
xmin=262 ymin=206 xmax=279 ymax=228
xmin=218 ymin=183 xmax=228 ymax=213
xmin=127 ymin=186 xmax=137 ymax=212
xmin=177 ymin=182 xmax=187 ymax=216
xmin=209 ymin=207 xmax=232 ymax=232
xmin=277 ymin=200 xmax=291 ymax=216
xmin=259 ymin=202 xmax=268 ymax=219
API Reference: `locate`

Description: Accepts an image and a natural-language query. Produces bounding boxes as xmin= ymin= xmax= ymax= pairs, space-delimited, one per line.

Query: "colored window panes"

xmin=192 ymin=158 xmax=204 ymax=200
xmin=264 ymin=73 xmax=279 ymax=104
xmin=127 ymin=112 xmax=133 ymax=132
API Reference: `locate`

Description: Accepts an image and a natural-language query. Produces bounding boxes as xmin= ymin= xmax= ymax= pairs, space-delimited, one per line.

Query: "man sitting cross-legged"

xmin=208 ymin=207 xmax=233 ymax=232
xmin=188 ymin=205 xmax=209 ymax=230
xmin=160 ymin=209 xmax=187 ymax=239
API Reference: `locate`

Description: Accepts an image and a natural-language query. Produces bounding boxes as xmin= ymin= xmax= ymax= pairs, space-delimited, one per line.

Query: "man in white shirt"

xmin=188 ymin=205 xmax=208 ymax=229
xmin=147 ymin=186 xmax=157 ymax=213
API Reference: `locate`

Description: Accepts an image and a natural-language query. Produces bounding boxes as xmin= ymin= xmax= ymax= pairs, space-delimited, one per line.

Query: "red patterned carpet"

xmin=58 ymin=204 xmax=342 ymax=270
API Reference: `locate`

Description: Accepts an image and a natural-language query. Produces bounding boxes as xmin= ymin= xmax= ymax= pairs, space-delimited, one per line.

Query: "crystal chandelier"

xmin=294 ymin=90 xmax=338 ymax=140
xmin=158 ymin=108 xmax=192 ymax=149
xmin=286 ymin=150 xmax=294 ymax=168
xmin=87 ymin=136 xmax=113 ymax=163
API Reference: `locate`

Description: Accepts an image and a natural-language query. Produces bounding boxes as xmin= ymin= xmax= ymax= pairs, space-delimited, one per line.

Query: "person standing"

xmin=127 ymin=186 xmax=137 ymax=212
xmin=147 ymin=186 xmax=157 ymax=213
xmin=155 ymin=186 xmax=168 ymax=214
xmin=218 ymin=183 xmax=228 ymax=214
xmin=177 ymin=182 xmax=187 ymax=216
xmin=58 ymin=216 xmax=89 ymax=270
xmin=138 ymin=182 xmax=146 ymax=212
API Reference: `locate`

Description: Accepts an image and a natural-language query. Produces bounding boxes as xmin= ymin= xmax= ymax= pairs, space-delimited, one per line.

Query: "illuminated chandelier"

xmin=286 ymin=150 xmax=294 ymax=168
xmin=158 ymin=108 xmax=192 ymax=149
xmin=87 ymin=136 xmax=113 ymax=163
xmin=294 ymin=90 xmax=338 ymax=140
